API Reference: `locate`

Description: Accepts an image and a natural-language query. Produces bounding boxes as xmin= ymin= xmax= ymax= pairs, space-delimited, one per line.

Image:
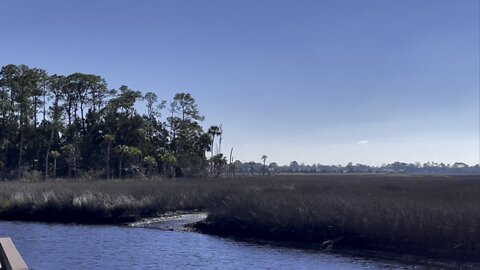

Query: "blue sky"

xmin=1 ymin=0 xmax=478 ymax=165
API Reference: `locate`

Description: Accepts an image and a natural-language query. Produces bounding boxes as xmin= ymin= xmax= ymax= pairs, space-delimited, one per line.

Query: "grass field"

xmin=0 ymin=174 xmax=478 ymax=260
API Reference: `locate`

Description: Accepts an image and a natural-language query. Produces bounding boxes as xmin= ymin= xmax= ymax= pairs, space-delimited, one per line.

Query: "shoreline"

xmin=192 ymin=218 xmax=480 ymax=264
xmin=1 ymin=212 xmax=479 ymax=267
xmin=3 ymin=217 xmax=479 ymax=270
xmin=128 ymin=211 xmax=208 ymax=231
xmin=0 ymin=175 xmax=479 ymax=264
xmin=191 ymin=222 xmax=480 ymax=270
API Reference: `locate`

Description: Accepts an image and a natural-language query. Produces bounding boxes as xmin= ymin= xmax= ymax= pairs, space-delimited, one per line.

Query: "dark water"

xmin=0 ymin=221 xmax=440 ymax=269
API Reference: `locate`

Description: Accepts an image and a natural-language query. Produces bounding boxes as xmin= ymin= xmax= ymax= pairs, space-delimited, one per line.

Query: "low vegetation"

xmin=0 ymin=174 xmax=479 ymax=260
xmin=198 ymin=175 xmax=480 ymax=261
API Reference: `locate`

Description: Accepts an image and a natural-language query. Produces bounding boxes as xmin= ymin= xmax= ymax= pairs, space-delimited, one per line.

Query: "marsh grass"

xmin=199 ymin=175 xmax=480 ymax=260
xmin=0 ymin=178 xmax=223 ymax=223
xmin=0 ymin=174 xmax=479 ymax=259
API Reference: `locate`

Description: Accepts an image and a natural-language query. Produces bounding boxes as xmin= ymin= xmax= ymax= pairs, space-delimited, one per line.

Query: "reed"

xmin=0 ymin=174 xmax=478 ymax=259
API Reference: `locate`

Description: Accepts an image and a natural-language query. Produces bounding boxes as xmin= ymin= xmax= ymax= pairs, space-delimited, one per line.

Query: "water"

xmin=0 ymin=221 xmax=434 ymax=269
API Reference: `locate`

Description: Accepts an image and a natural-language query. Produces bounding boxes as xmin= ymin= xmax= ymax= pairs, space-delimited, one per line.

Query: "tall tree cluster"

xmin=0 ymin=64 xmax=213 ymax=179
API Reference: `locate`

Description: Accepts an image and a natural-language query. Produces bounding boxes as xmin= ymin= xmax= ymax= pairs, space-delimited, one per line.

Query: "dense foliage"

xmin=0 ymin=64 xmax=221 ymax=179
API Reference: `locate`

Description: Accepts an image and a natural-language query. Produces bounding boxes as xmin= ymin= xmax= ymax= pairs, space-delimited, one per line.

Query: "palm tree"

xmin=160 ymin=153 xmax=177 ymax=178
xmin=50 ymin=150 xmax=60 ymax=178
xmin=115 ymin=145 xmax=129 ymax=178
xmin=116 ymin=145 xmax=142 ymax=178
xmin=261 ymin=155 xmax=268 ymax=176
xmin=61 ymin=144 xmax=77 ymax=178
xmin=211 ymin=154 xmax=227 ymax=178
xmin=207 ymin=126 xmax=221 ymax=176
xmin=143 ymin=155 xmax=157 ymax=178
xmin=207 ymin=126 xmax=221 ymax=156
xmin=103 ymin=134 xmax=115 ymax=180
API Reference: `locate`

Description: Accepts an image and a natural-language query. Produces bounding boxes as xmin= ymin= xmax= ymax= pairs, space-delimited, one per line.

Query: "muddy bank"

xmin=128 ymin=212 xmax=208 ymax=231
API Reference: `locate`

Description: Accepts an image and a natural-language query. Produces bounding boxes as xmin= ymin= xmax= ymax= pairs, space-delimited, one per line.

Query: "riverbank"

xmin=0 ymin=175 xmax=479 ymax=261
xmin=129 ymin=211 xmax=208 ymax=231
xmin=192 ymin=175 xmax=480 ymax=262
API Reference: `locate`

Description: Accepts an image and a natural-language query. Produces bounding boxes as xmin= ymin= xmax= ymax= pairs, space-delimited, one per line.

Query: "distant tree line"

xmin=0 ymin=64 xmax=226 ymax=180
xmin=232 ymin=160 xmax=480 ymax=175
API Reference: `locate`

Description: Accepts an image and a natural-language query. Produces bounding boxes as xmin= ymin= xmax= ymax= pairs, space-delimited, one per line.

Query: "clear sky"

xmin=1 ymin=0 xmax=479 ymax=166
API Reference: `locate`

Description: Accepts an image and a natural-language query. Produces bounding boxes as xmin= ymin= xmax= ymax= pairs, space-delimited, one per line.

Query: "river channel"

xmin=0 ymin=221 xmax=464 ymax=269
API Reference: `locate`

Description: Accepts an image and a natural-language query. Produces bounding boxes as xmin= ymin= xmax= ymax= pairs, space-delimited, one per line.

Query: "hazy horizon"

xmin=1 ymin=0 xmax=478 ymax=166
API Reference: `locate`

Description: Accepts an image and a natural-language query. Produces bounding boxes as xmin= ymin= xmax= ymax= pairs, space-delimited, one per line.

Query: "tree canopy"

xmin=0 ymin=64 xmax=217 ymax=179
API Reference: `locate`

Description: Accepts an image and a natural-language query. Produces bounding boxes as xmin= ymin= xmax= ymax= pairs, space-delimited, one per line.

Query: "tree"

xmin=115 ymin=145 xmax=129 ymax=178
xmin=261 ymin=155 xmax=268 ymax=176
xmin=289 ymin=161 xmax=299 ymax=172
xmin=207 ymin=126 xmax=221 ymax=155
xmin=228 ymin=147 xmax=235 ymax=176
xmin=268 ymin=162 xmax=278 ymax=175
xmin=158 ymin=152 xmax=177 ymax=178
xmin=103 ymin=134 xmax=115 ymax=180
xmin=211 ymin=153 xmax=227 ymax=178
xmin=0 ymin=65 xmax=18 ymax=172
xmin=87 ymin=75 xmax=109 ymax=113
xmin=10 ymin=65 xmax=45 ymax=178
xmin=207 ymin=125 xmax=221 ymax=176
xmin=66 ymin=73 xmax=107 ymax=131
xmin=170 ymin=93 xmax=204 ymax=122
xmin=0 ymin=64 xmax=218 ymax=179
xmin=115 ymin=145 xmax=143 ymax=178
xmin=248 ymin=161 xmax=255 ymax=177
xmin=167 ymin=93 xmax=208 ymax=177
xmin=109 ymin=85 xmax=142 ymax=116
xmin=27 ymin=68 xmax=48 ymax=127
xmin=143 ymin=156 xmax=157 ymax=177
xmin=44 ymin=75 xmax=65 ymax=180
xmin=144 ymin=92 xmax=165 ymax=119
xmin=50 ymin=150 xmax=60 ymax=178
xmin=62 ymin=144 xmax=79 ymax=178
